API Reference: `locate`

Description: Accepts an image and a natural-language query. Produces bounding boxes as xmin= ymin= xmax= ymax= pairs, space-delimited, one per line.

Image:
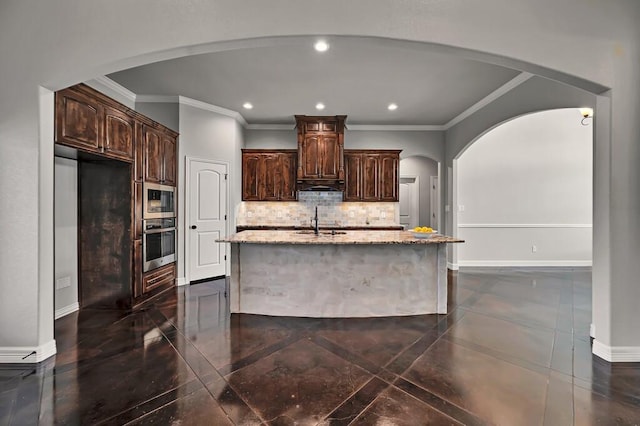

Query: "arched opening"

xmin=399 ymin=155 xmax=440 ymax=230
xmin=35 ymin=32 xmax=616 ymax=370
xmin=454 ymin=108 xmax=593 ymax=267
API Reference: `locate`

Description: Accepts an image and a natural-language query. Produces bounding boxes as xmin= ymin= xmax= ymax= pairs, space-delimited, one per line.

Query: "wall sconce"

xmin=579 ymin=107 xmax=594 ymax=126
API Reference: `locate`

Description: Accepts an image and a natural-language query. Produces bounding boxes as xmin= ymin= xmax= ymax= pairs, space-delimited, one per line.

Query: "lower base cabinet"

xmin=143 ymin=263 xmax=176 ymax=294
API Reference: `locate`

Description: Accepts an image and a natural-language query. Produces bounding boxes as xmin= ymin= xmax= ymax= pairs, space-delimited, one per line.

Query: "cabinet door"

xmin=143 ymin=126 xmax=163 ymax=183
xmin=134 ymin=122 xmax=144 ymax=182
xmin=362 ymin=154 xmax=380 ymax=201
xmin=55 ymin=89 xmax=103 ymax=153
xmin=300 ymin=135 xmax=321 ymax=179
xmin=133 ymin=239 xmax=143 ymax=298
xmin=104 ymin=106 xmax=134 ymax=161
xmin=319 ymin=135 xmax=340 ymax=179
xmin=279 ymin=152 xmax=298 ymax=201
xmin=379 ymin=153 xmax=399 ymax=201
xmin=262 ymin=154 xmax=281 ymax=201
xmin=344 ymin=153 xmax=362 ymax=201
xmin=162 ymin=136 xmax=177 ymax=186
xmin=133 ymin=182 xmax=143 ymax=239
xmin=321 ymin=120 xmax=337 ymax=132
xmin=242 ymin=153 xmax=263 ymax=200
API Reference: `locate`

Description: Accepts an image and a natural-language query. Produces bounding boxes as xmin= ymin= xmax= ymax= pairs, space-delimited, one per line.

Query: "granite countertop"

xmin=219 ymin=230 xmax=464 ymax=245
xmin=235 ymin=225 xmax=405 ymax=231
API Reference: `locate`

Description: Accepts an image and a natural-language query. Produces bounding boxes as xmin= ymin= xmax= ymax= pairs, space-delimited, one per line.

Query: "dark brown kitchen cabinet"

xmin=103 ymin=106 xmax=135 ymax=161
xmin=133 ymin=239 xmax=143 ymax=298
xmin=242 ymin=149 xmax=297 ymax=201
xmin=142 ymin=263 xmax=176 ymax=295
xmin=379 ymin=153 xmax=399 ymax=201
xmin=295 ymin=115 xmax=346 ymax=184
xmin=143 ymin=126 xmax=177 ymax=185
xmin=55 ymin=83 xmax=178 ymax=311
xmin=55 ymin=86 xmax=134 ymax=162
xmin=344 ymin=150 xmax=400 ymax=202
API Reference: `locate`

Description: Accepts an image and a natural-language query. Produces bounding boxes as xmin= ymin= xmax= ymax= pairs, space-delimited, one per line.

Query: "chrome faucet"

xmin=312 ymin=206 xmax=319 ymax=235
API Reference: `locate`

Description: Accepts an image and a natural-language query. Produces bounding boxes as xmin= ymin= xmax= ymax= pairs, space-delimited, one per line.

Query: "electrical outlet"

xmin=381 ymin=212 xmax=386 ymax=219
xmin=458 ymin=205 xmax=465 ymax=212
xmin=247 ymin=211 xmax=253 ymax=218
xmin=55 ymin=276 xmax=71 ymax=290
xmin=532 ymin=245 xmax=537 ymax=253
xmin=349 ymin=211 xmax=355 ymax=218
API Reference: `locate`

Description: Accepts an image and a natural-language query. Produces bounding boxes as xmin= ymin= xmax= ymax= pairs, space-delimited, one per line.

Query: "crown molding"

xmin=347 ymin=124 xmax=446 ymax=131
xmin=135 ymin=94 xmax=178 ymax=103
xmin=178 ymin=97 xmax=249 ymax=127
xmin=443 ymin=72 xmax=533 ymax=129
xmin=135 ymin=94 xmax=249 ymax=127
xmin=87 ymin=76 xmax=137 ymax=103
xmin=246 ymin=124 xmax=295 ymax=130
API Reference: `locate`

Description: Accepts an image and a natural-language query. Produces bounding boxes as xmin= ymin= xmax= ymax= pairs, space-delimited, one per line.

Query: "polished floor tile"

xmin=466 ymin=292 xmax=559 ymax=329
xmin=3 ymin=267 xmax=640 ymax=425
xmin=225 ymin=338 xmax=372 ymax=424
xmin=446 ymin=310 xmax=555 ymax=368
xmin=350 ymin=385 xmax=463 ymax=425
xmin=403 ymin=338 xmax=548 ymax=425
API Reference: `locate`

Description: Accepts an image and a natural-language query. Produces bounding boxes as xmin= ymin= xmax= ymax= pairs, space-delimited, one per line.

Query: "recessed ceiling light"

xmin=242 ymin=102 xmax=253 ymax=110
xmin=314 ymin=40 xmax=329 ymax=52
xmin=387 ymin=103 xmax=398 ymax=111
xmin=315 ymin=102 xmax=325 ymax=110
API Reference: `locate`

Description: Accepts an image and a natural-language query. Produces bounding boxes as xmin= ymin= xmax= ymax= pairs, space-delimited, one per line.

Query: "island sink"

xmin=296 ymin=230 xmax=347 ymax=235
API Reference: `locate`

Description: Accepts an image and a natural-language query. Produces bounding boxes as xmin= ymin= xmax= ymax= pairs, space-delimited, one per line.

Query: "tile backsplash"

xmin=236 ymin=192 xmax=399 ymax=227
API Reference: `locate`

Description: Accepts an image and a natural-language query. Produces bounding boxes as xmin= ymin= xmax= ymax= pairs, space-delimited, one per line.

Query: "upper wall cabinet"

xmin=344 ymin=150 xmax=400 ymax=202
xmin=242 ymin=149 xmax=297 ymax=201
xmin=295 ymin=115 xmax=346 ymax=186
xmin=143 ymin=125 xmax=177 ymax=186
xmin=55 ymin=86 xmax=134 ymax=162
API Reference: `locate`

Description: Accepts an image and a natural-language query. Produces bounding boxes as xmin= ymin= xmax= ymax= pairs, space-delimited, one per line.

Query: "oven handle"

xmin=143 ymin=227 xmax=176 ymax=235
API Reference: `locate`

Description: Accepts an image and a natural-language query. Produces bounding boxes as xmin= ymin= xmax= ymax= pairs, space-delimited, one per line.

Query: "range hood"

xmin=298 ymin=183 xmax=343 ymax=192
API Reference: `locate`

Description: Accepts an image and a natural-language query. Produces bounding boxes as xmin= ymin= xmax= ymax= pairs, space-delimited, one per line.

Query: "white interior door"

xmin=188 ymin=159 xmax=227 ymax=282
xmin=399 ymin=176 xmax=419 ymax=230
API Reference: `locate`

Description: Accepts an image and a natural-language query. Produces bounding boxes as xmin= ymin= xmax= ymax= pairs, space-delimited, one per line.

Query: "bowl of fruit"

xmin=410 ymin=226 xmax=438 ymax=238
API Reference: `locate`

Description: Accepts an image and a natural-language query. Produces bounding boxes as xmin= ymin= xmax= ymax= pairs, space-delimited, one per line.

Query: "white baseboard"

xmin=590 ymin=323 xmax=595 ymax=338
xmin=447 ymin=262 xmax=459 ymax=271
xmin=55 ymin=302 xmax=79 ymax=319
xmin=592 ymin=340 xmax=640 ymax=362
xmin=0 ymin=340 xmax=57 ymax=364
xmin=458 ymin=260 xmax=592 ymax=267
xmin=177 ymin=277 xmax=189 ymax=286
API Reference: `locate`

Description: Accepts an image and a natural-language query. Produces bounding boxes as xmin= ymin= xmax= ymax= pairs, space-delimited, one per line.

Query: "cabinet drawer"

xmin=142 ymin=263 xmax=175 ymax=294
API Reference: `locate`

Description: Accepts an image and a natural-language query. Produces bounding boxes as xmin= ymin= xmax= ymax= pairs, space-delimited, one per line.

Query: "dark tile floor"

xmin=2 ymin=268 xmax=640 ymax=425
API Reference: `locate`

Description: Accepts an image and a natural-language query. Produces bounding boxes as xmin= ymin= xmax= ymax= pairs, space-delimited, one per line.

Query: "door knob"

xmin=191 ymin=225 xmax=197 ymax=229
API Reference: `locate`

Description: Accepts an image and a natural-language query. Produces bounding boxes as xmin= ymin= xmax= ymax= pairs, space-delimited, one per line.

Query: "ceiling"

xmin=108 ymin=37 xmax=521 ymax=126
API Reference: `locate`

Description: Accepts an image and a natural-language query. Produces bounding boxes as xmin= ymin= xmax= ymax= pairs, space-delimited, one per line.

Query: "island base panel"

xmin=230 ymin=243 xmax=447 ymax=317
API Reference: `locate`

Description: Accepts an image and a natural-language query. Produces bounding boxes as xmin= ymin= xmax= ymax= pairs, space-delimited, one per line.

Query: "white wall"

xmin=399 ymin=156 xmax=439 ymax=227
xmin=456 ymin=109 xmax=592 ymax=266
xmin=178 ymin=104 xmax=244 ymax=282
xmin=54 ymin=158 xmax=79 ymax=317
xmin=135 ymin=102 xmax=179 ymax=132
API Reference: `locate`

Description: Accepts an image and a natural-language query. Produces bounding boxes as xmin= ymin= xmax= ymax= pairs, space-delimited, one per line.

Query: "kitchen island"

xmin=220 ymin=230 xmax=463 ymax=318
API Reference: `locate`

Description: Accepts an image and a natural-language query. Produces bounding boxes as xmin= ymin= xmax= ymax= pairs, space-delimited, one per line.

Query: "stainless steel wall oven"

xmin=143 ymin=218 xmax=176 ymax=272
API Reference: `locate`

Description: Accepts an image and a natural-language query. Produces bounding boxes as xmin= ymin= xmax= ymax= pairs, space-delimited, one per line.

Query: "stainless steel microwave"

xmin=143 ymin=182 xmax=175 ymax=219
